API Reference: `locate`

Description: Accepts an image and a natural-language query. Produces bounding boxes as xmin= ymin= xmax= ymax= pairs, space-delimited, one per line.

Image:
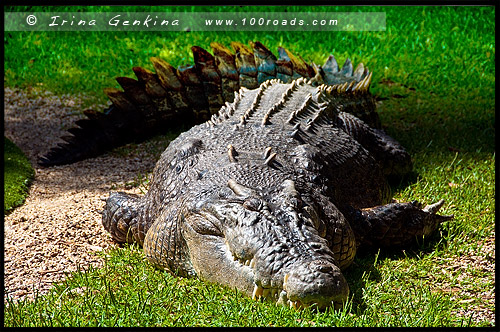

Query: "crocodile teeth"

xmin=283 ymin=273 xmax=289 ymax=288
xmin=252 ymin=285 xmax=264 ymax=300
xmin=277 ymin=290 xmax=288 ymax=305
xmin=288 ymin=299 xmax=304 ymax=309
xmin=252 ymin=286 xmax=282 ymax=302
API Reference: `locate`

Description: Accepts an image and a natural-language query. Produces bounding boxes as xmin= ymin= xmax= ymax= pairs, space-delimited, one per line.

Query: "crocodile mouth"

xmin=254 ymin=285 xmax=305 ymax=309
xmin=252 ymin=284 xmax=307 ymax=309
xmin=227 ymin=244 xmax=346 ymax=310
xmin=228 ymin=253 xmax=298 ymax=307
xmin=251 ymin=280 xmax=344 ymax=310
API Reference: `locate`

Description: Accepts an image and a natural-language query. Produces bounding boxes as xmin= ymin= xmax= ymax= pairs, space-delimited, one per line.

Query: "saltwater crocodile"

xmin=100 ymin=45 xmax=452 ymax=309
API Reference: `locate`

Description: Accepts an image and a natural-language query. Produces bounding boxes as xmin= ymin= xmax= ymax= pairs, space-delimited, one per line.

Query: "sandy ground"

xmin=3 ymin=87 xmax=495 ymax=326
xmin=4 ymin=87 xmax=161 ymax=302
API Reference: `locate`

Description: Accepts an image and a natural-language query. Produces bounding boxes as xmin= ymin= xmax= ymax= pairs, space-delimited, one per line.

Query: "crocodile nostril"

xmin=283 ymin=260 xmax=349 ymax=309
xmin=317 ymin=264 xmax=333 ymax=273
xmin=311 ymin=260 xmax=333 ymax=273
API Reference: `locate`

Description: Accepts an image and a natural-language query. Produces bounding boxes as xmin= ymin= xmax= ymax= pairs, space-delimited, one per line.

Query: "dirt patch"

xmin=4 ymin=87 xmax=162 ymax=302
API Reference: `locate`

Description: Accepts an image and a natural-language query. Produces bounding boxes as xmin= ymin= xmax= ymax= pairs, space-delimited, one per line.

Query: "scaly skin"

xmin=38 ymin=41 xmax=380 ymax=167
xmin=102 ymin=77 xmax=452 ymax=309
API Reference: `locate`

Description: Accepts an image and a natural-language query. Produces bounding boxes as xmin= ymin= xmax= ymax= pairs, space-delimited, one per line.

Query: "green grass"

xmin=5 ymin=6 xmax=494 ymax=106
xmin=4 ymin=245 xmax=351 ymax=327
xmin=3 ymin=137 xmax=35 ymax=215
xmin=3 ymin=5 xmax=495 ymax=328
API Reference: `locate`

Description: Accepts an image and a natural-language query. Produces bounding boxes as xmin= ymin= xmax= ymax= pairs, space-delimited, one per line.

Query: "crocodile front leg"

xmin=102 ymin=192 xmax=149 ymax=245
xmin=345 ymin=200 xmax=453 ymax=248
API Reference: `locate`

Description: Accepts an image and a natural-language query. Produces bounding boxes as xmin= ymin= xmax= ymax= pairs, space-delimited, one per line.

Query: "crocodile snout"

xmin=282 ymin=260 xmax=349 ymax=309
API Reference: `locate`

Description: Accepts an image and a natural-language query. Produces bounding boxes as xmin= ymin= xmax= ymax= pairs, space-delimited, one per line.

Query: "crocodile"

xmin=38 ymin=41 xmax=381 ymax=166
xmin=101 ymin=49 xmax=452 ymax=309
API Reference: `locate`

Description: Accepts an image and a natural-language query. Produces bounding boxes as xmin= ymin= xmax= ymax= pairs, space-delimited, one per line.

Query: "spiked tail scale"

xmin=38 ymin=41 xmax=375 ymax=167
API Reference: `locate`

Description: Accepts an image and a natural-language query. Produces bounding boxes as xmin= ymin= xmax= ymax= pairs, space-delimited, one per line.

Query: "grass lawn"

xmin=3 ymin=5 xmax=495 ymax=327
xmin=3 ymin=137 xmax=35 ymax=215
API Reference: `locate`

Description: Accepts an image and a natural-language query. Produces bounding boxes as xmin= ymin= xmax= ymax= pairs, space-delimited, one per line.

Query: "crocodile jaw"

xmin=182 ymin=215 xmax=349 ymax=310
xmin=181 ymin=180 xmax=352 ymax=310
xmin=222 ymin=254 xmax=349 ymax=310
xmin=246 ymin=258 xmax=349 ymax=310
xmin=218 ymin=231 xmax=349 ymax=310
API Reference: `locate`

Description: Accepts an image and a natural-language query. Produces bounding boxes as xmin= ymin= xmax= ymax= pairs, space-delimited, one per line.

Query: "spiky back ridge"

xmin=207 ymin=75 xmax=374 ymax=131
xmin=38 ymin=41 xmax=375 ymax=166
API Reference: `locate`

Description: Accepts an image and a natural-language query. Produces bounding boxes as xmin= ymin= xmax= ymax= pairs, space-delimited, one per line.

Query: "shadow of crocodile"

xmin=343 ymin=231 xmax=449 ymax=313
xmin=375 ymin=89 xmax=495 ymax=156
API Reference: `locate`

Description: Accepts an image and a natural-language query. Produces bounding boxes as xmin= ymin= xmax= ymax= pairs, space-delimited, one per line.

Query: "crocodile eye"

xmin=243 ymin=198 xmax=262 ymax=211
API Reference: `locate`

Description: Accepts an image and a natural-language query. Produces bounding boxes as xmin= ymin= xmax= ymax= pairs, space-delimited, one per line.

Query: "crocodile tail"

xmin=38 ymin=41 xmax=374 ymax=166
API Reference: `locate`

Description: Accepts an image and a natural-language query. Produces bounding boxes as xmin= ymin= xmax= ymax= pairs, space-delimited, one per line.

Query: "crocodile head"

xmin=181 ymin=178 xmax=351 ymax=310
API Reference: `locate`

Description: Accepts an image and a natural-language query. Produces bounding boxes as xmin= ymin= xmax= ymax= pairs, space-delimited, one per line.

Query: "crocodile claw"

xmin=423 ymin=199 xmax=445 ymax=213
xmin=423 ymin=199 xmax=454 ymax=220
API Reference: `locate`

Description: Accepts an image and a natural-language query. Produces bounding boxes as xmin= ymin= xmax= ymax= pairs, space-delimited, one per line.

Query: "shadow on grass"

xmin=376 ymin=88 xmax=495 ymax=156
xmin=343 ymin=229 xmax=449 ymax=314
